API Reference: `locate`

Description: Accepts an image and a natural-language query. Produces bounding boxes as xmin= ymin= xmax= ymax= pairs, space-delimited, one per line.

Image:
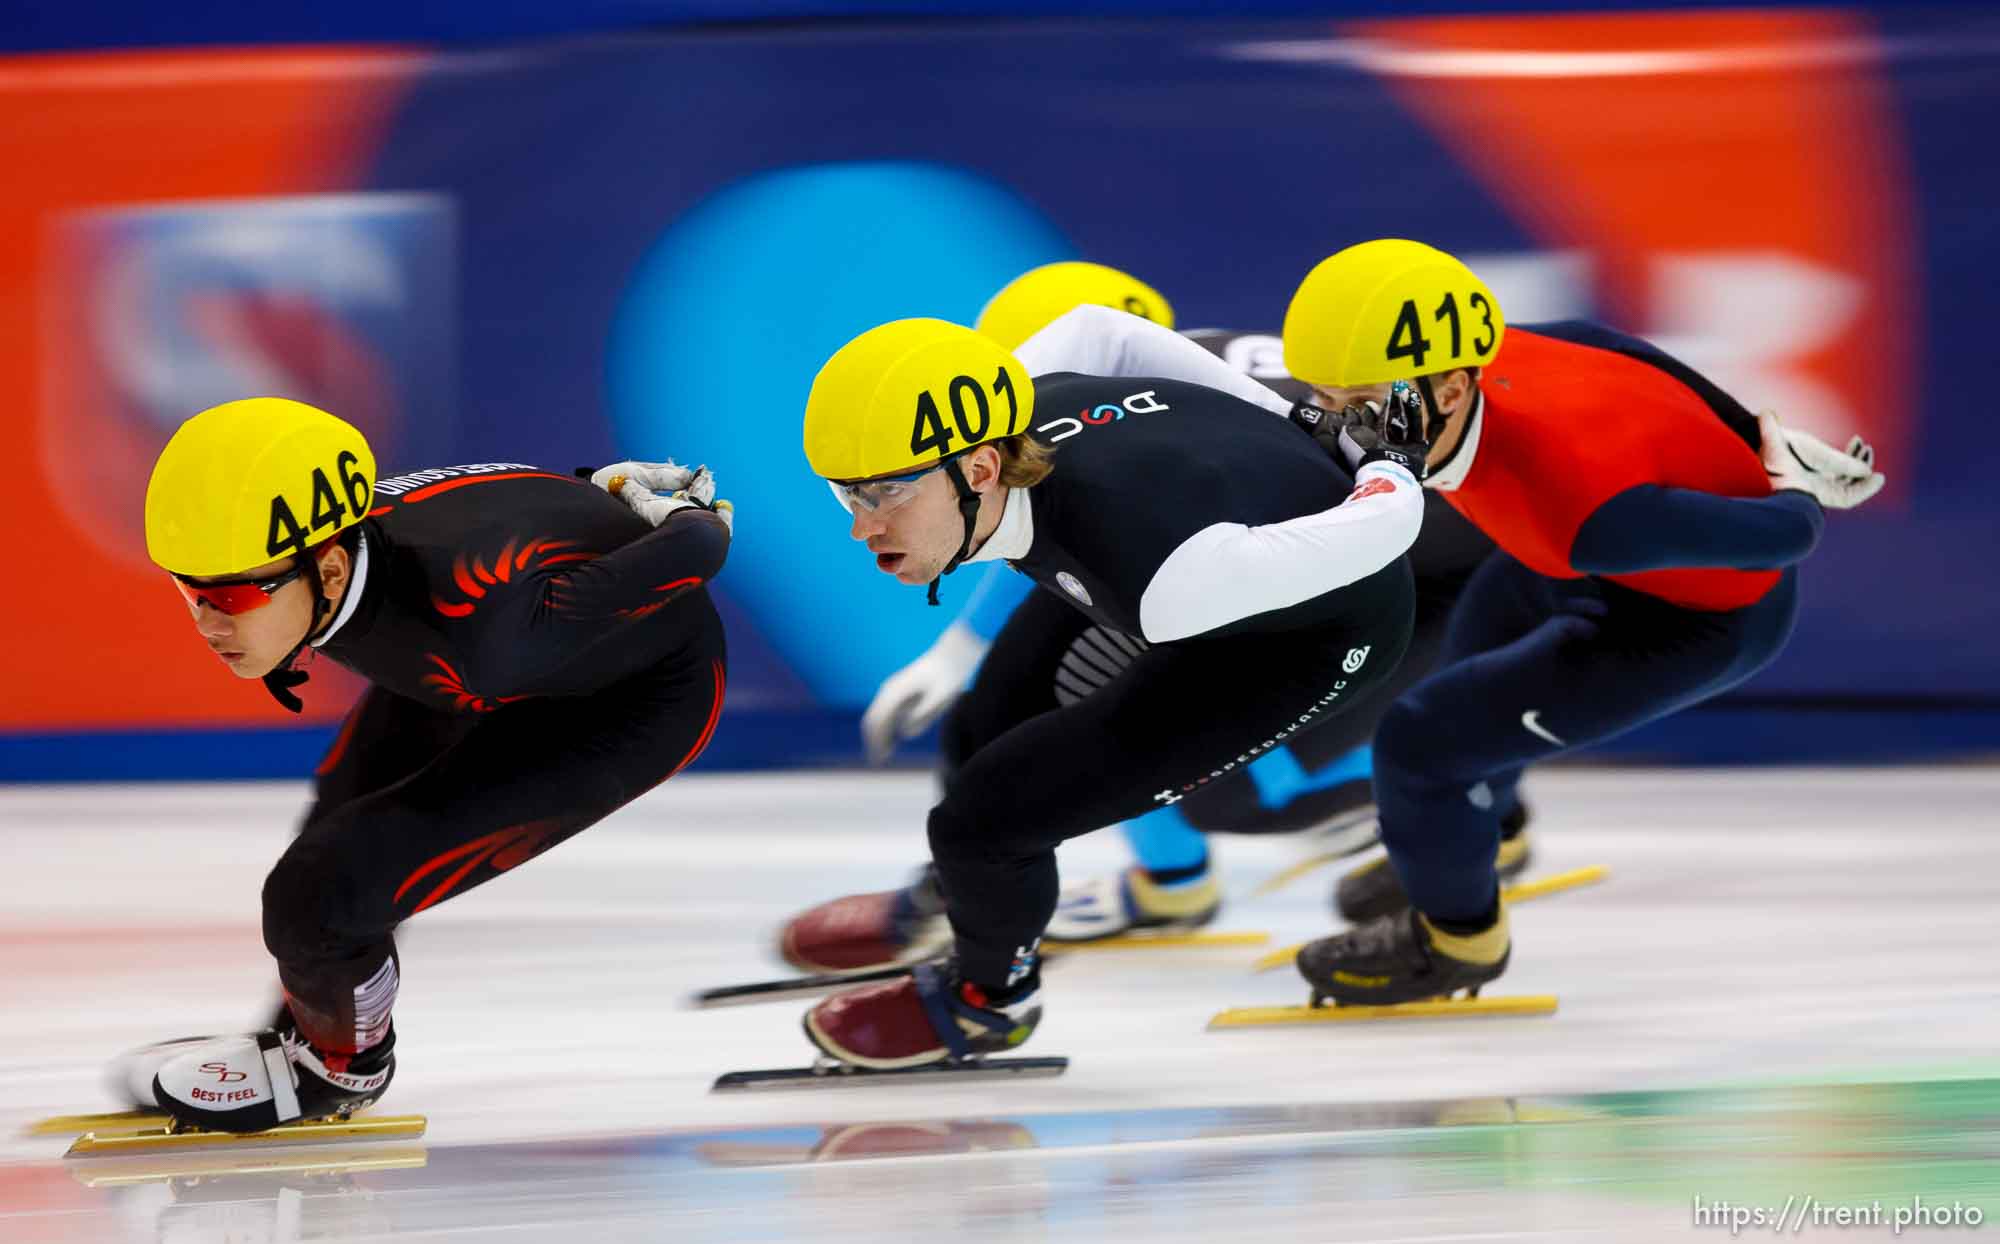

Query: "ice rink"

xmin=3 ymin=766 xmax=1997 ymax=1242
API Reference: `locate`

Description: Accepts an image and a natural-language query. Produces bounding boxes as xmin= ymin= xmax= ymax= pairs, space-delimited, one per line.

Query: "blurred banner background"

xmin=3 ymin=3 xmax=1994 ymax=778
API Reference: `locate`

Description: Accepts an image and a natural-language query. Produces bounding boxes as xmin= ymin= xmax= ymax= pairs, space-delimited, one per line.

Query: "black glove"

xmin=1287 ymin=401 xmax=1345 ymax=462
xmin=1328 ymin=382 xmax=1424 ymax=480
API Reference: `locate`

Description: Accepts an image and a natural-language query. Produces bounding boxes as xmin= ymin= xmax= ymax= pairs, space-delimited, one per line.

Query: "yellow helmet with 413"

xmin=1283 ymin=238 xmax=1504 ymax=388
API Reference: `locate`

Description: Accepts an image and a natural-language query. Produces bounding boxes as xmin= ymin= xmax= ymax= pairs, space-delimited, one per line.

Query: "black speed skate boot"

xmin=112 ymin=1024 xmax=396 ymax=1134
xmin=1335 ymin=804 xmax=1531 ymax=924
xmin=1297 ymin=908 xmax=1509 ymax=1007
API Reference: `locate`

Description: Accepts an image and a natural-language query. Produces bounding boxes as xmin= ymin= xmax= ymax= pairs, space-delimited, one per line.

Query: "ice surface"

xmin=2 ymin=767 xmax=1996 ymax=1241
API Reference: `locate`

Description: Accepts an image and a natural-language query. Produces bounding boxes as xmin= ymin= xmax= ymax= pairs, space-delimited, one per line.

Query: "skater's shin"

xmin=276 ymin=944 xmax=399 ymax=1055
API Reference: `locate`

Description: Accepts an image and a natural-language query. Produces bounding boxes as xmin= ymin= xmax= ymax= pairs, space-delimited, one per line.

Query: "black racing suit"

xmin=270 ymin=464 xmax=729 ymax=1055
xmin=932 ymin=374 xmax=1418 ymax=988
xmin=1167 ymin=330 xmax=1493 ymax=831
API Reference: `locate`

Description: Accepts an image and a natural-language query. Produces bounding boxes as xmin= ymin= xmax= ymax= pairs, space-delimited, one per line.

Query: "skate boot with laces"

xmin=805 ymin=957 xmax=1041 ymax=1070
xmin=778 ymin=863 xmax=951 ymax=973
xmin=1044 ymin=866 xmax=1222 ymax=943
xmin=1335 ymin=804 xmax=1531 ymax=924
xmin=1296 ymin=907 xmax=1509 ymax=1007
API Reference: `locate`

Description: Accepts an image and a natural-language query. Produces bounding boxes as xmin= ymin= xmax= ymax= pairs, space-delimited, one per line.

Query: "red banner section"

xmin=1346 ymin=10 xmax=1915 ymax=498
xmin=0 ymin=50 xmax=417 ymax=728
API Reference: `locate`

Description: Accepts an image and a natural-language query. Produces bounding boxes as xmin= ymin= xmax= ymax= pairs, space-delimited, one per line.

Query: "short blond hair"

xmin=993 ymin=435 xmax=1056 ymax=488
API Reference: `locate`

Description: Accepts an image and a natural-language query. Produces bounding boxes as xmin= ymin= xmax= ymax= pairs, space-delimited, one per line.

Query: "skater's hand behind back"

xmin=1758 ymin=411 xmax=1884 ymax=510
xmin=592 ymin=460 xmax=735 ymax=531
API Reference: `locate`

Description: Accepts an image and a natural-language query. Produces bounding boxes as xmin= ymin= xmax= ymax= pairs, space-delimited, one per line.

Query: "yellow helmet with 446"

xmin=145 ymin=397 xmax=377 ymax=576
xmin=1283 ymin=239 xmax=1504 ymax=387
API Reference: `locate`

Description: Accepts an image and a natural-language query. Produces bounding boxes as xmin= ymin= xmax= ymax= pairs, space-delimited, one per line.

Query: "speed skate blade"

xmin=70 ymin=1146 xmax=428 ymax=1187
xmin=65 ymin=1114 xmax=428 ymax=1159
xmin=26 ymin=1110 xmax=168 ymax=1137
xmin=691 ymin=963 xmax=913 ymax=1008
xmin=1209 ymin=996 xmax=1558 ymax=1028
xmin=1046 ymin=930 xmax=1269 ymax=953
xmin=713 ymin=1056 xmax=1069 ymax=1092
xmin=1249 ymin=851 xmax=1351 ymax=898
xmin=1248 ymin=810 xmax=1381 ymax=897
xmin=1502 ymin=863 xmax=1609 ymax=904
xmin=1249 ymin=865 xmax=1611 ymax=973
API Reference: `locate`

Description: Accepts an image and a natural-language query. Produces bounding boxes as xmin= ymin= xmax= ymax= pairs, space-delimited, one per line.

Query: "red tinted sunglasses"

xmin=171 ymin=562 xmax=306 ymax=616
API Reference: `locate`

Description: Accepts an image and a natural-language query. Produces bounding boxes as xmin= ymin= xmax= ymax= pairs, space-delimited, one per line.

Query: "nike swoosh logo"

xmin=1521 ymin=710 xmax=1565 ymax=747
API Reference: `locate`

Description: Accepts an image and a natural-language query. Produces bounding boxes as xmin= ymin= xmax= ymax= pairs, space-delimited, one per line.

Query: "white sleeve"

xmin=1014 ymin=304 xmax=1298 ymax=420
xmin=1138 ymin=461 xmax=1423 ymax=643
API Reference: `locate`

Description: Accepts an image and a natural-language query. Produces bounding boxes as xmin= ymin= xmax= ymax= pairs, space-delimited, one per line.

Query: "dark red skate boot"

xmin=804 ymin=959 xmax=1041 ymax=1070
xmin=778 ymin=864 xmax=949 ymax=973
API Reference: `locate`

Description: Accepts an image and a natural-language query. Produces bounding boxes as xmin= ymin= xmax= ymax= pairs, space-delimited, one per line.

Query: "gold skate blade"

xmin=65 ymin=1113 xmax=428 ymax=1158
xmin=1249 ymin=865 xmax=1611 ymax=973
xmin=1249 ymin=851 xmax=1350 ymax=897
xmin=26 ymin=1110 xmax=169 ymax=1137
xmin=1501 ymin=864 xmax=1609 ymax=903
xmin=69 ymin=1145 xmax=428 ymax=1186
xmin=1208 ymin=995 xmax=1558 ymax=1028
xmin=1046 ymin=930 xmax=1269 ymax=953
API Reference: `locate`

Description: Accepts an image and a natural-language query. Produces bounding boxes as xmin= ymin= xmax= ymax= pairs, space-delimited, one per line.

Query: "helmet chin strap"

xmin=1414 ymin=369 xmax=1482 ymax=477
xmin=926 ymin=457 xmax=983 ymax=608
xmin=1415 ymin=374 xmax=1450 ymax=446
xmin=262 ymin=549 xmax=332 ymax=714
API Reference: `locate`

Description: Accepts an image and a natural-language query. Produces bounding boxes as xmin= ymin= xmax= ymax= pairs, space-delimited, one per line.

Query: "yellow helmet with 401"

xmin=804 ymin=317 xmax=1037 ymax=604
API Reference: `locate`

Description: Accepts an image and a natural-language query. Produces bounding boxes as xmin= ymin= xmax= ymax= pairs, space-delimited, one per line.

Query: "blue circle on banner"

xmin=608 ymin=161 xmax=1072 ymax=707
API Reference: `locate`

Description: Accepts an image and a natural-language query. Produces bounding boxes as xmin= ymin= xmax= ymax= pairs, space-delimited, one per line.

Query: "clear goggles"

xmin=825 ymin=456 xmax=958 ymax=515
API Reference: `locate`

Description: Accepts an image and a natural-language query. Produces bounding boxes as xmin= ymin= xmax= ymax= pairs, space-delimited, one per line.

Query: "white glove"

xmin=591 ymin=459 xmax=697 ymax=497
xmin=1759 ymin=411 xmax=1885 ymax=510
xmin=591 ymin=461 xmax=734 ymax=531
xmin=860 ymin=623 xmax=990 ymax=765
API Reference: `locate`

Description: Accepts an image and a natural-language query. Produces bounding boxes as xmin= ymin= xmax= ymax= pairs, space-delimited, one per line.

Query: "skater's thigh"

xmin=1275 ymin=596 xmax=1448 ymax=778
xmin=939 ymin=589 xmax=1095 ymax=772
xmin=305 ymin=688 xmax=468 ymax=829
xmin=941 ymin=612 xmax=1409 ymax=857
xmin=1389 ymin=593 xmax=1750 ymax=777
xmin=1439 ymin=552 xmax=1560 ymax=666
xmin=1407 ymin=492 xmax=1495 ymax=584
xmin=283 ymin=639 xmax=726 ymax=925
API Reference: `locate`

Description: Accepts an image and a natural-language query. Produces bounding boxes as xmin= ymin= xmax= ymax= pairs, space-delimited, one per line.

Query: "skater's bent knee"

xmin=261 ymin=840 xmax=362 ymax=962
xmin=1374 ymin=698 xmax=1447 ymax=775
xmin=936 ymin=702 xmax=987 ymax=776
xmin=926 ymin=797 xmax=987 ymax=864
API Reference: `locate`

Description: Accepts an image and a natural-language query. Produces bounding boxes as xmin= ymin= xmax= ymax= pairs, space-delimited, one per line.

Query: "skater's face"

xmin=1308 ymin=381 xmax=1395 ymax=415
xmin=173 ymin=546 xmax=350 ymax=678
xmin=1311 ymin=369 xmax=1479 ymax=458
xmin=844 ymin=447 xmax=1003 ymax=586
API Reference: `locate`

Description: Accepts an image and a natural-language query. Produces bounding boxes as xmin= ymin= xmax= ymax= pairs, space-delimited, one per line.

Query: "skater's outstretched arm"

xmin=1140 ymin=460 xmax=1422 ymax=643
xmin=1015 ymin=305 xmax=1296 ymax=419
xmin=1568 ymin=485 xmax=1824 ymax=575
xmin=539 ymin=506 xmax=732 ymax=625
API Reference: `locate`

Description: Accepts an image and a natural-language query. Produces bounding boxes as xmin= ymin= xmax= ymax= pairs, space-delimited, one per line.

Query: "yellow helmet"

xmin=975 ymin=261 xmax=1175 ymax=352
xmin=145 ymin=397 xmax=377 ymax=577
xmin=1282 ymin=239 xmax=1504 ymax=387
xmin=804 ymin=318 xmax=1036 ymax=482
